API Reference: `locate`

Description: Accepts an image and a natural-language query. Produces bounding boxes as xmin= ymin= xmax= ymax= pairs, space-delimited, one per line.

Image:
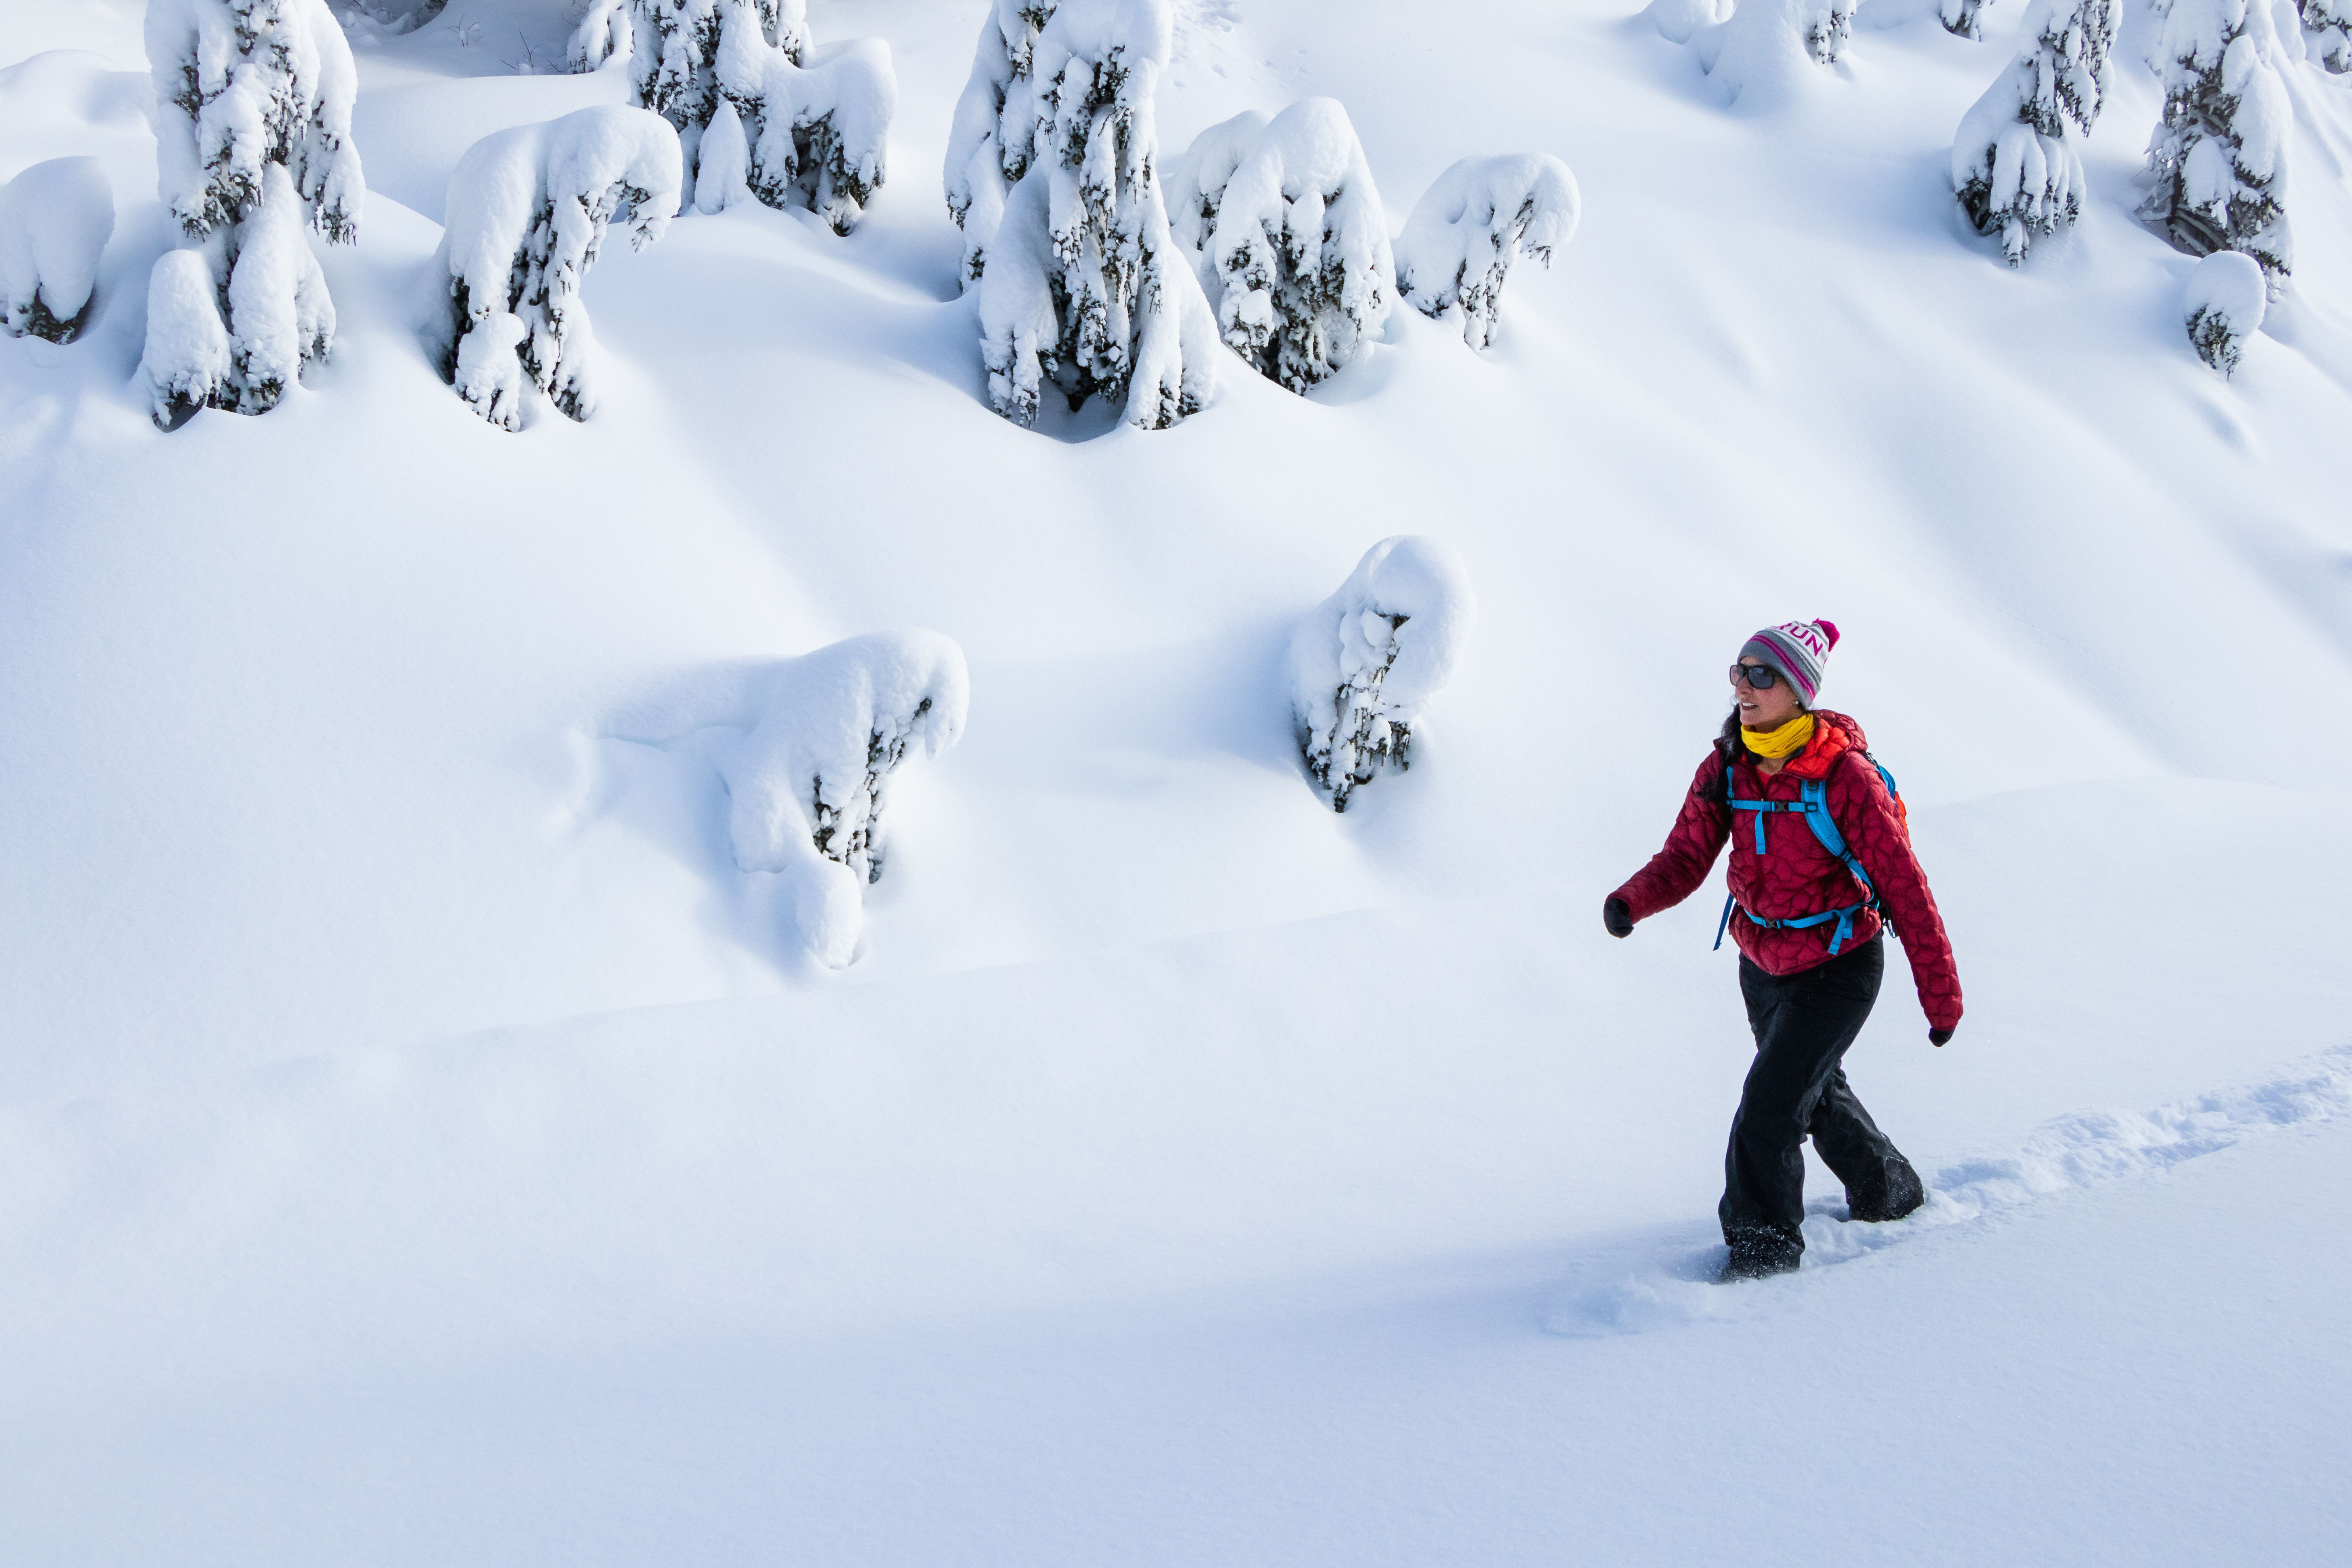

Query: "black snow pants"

xmin=1719 ymin=934 xmax=1923 ymax=1272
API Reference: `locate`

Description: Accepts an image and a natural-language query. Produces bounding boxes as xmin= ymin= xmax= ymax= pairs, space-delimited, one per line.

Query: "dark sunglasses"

xmin=1729 ymin=663 xmax=1785 ymax=689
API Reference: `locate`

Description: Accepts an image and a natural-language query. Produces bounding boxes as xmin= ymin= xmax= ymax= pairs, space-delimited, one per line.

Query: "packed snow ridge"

xmin=1289 ymin=537 xmax=1477 ymax=814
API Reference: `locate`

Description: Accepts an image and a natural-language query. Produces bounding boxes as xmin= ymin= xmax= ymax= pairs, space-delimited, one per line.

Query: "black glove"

xmin=1929 ymin=1027 xmax=1954 ymax=1047
xmin=1603 ymin=897 xmax=1633 ymax=939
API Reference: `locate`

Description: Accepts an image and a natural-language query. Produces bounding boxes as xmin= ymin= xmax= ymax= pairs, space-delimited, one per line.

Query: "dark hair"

xmin=1712 ymin=709 xmax=1746 ymax=806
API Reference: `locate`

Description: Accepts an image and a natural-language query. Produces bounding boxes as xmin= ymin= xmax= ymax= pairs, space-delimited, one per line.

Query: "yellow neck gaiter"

xmin=1742 ymin=712 xmax=1815 ymax=760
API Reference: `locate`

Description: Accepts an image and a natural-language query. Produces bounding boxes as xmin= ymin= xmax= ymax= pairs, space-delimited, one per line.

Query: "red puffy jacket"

xmin=1611 ymin=711 xmax=1962 ymax=1032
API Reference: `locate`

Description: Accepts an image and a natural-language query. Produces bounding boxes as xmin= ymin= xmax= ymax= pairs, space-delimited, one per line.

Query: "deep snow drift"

xmin=2 ymin=0 xmax=2349 ymax=1563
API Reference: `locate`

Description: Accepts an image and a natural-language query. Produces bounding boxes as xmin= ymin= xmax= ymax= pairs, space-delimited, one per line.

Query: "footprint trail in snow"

xmin=1544 ymin=1045 xmax=2352 ymax=1337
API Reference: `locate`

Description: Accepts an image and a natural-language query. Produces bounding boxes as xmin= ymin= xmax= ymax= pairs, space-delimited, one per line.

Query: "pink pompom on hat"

xmin=1740 ymin=619 xmax=1840 ymax=707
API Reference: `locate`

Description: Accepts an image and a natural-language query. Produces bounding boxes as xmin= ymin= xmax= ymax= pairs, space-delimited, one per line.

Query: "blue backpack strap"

xmin=1796 ymin=774 xmax=1879 ymax=910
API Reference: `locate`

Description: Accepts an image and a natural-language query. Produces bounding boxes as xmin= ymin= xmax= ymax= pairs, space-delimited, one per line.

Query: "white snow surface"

xmin=4 ymin=0 xmax=2352 ymax=1561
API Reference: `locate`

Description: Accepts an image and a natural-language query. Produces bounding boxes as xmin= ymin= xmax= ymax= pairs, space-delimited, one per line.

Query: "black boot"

xmin=1846 ymin=1155 xmax=1925 ymax=1223
xmin=1719 ymin=1231 xmax=1801 ymax=1282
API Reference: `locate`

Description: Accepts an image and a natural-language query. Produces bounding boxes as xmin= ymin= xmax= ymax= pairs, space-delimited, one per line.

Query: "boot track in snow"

xmin=1544 ymin=1045 xmax=2352 ymax=1337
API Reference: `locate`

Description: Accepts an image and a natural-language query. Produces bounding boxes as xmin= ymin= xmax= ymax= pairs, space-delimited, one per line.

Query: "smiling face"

xmin=1734 ymin=657 xmax=1806 ymax=731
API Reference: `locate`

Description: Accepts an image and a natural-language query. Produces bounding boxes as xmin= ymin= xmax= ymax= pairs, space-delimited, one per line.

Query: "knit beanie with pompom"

xmin=1740 ymin=619 xmax=1839 ymax=708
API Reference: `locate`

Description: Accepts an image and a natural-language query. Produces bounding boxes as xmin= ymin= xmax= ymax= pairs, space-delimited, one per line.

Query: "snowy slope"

xmin=2 ymin=0 xmax=2348 ymax=1561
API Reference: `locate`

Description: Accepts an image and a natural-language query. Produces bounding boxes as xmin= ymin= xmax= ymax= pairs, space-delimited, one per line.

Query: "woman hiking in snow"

xmin=1603 ymin=620 xmax=1962 ymax=1281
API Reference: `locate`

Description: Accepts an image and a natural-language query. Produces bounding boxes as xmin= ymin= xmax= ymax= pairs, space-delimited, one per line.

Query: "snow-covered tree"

xmin=975 ymin=0 xmax=1220 ymax=431
xmin=140 ymin=0 xmax=363 ymax=426
xmin=1393 ymin=154 xmax=1580 ymax=351
xmin=1694 ymin=0 xmax=1858 ymax=107
xmin=2182 ymin=248 xmax=2266 ymax=375
xmin=568 ymin=0 xmax=893 ymax=232
xmin=2302 ymin=0 xmax=2352 ymax=71
xmin=2140 ymin=0 xmax=2294 ymax=288
xmin=1288 ymin=536 xmax=1476 ymax=814
xmin=610 ymin=631 xmax=969 ymax=968
xmin=1950 ymin=0 xmax=2118 ymax=265
xmin=427 ymin=105 xmax=683 ymax=429
xmin=1164 ymin=99 xmax=1393 ymax=394
xmin=943 ymin=0 xmax=1058 ymax=289
xmin=0 ymin=157 xmax=114 ymax=344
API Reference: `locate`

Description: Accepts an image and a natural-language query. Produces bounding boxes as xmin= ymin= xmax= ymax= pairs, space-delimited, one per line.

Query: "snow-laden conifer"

xmin=0 ymin=157 xmax=114 ymax=344
xmin=427 ymin=105 xmax=683 ymax=429
xmin=139 ymin=248 xmax=234 ymax=420
xmin=1165 ymin=100 xmax=1392 ymax=394
xmin=2140 ymin=0 xmax=2294 ymax=287
xmin=567 ymin=0 xmax=892 ymax=232
xmin=2301 ymin=0 xmax=2352 ymax=71
xmin=1393 ymin=154 xmax=1580 ymax=350
xmin=1950 ymin=0 xmax=2118 ymax=265
xmin=943 ymin=0 xmax=1058 ymax=289
xmin=1289 ymin=537 xmax=1476 ymax=814
xmin=2182 ymin=248 xmax=2266 ymax=375
xmin=976 ymin=0 xmax=1219 ymax=431
xmin=612 ymin=632 xmax=969 ymax=968
xmin=141 ymin=0 xmax=362 ymax=425
xmin=1694 ymin=0 xmax=1858 ymax=107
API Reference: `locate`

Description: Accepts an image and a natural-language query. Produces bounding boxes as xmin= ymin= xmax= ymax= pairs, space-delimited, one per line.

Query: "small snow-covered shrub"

xmin=2182 ymin=249 xmax=2266 ymax=375
xmin=1950 ymin=0 xmax=2118 ymax=265
xmin=1940 ymin=0 xmax=1998 ymax=39
xmin=1289 ymin=536 xmax=1476 ymax=814
xmin=1166 ymin=99 xmax=1393 ymax=394
xmin=943 ymin=0 xmax=1058 ymax=289
xmin=428 ymin=105 xmax=682 ymax=429
xmin=1694 ymin=0 xmax=1857 ymax=107
xmin=2141 ymin=0 xmax=2294 ymax=288
xmin=142 ymin=0 xmax=363 ymax=425
xmin=2299 ymin=0 xmax=2352 ymax=71
xmin=614 ymin=632 xmax=969 ymax=968
xmin=0 ymin=157 xmax=114 ymax=343
xmin=1394 ymin=154 xmax=1580 ymax=351
xmin=976 ymin=0 xmax=1219 ymax=431
xmin=569 ymin=0 xmax=892 ymax=232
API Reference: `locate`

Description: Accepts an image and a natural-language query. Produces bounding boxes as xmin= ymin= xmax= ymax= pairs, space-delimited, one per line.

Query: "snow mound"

xmin=1168 ymin=98 xmax=1393 ymax=393
xmin=1289 ymin=536 xmax=1476 ymax=813
xmin=427 ymin=104 xmax=683 ymax=429
xmin=1548 ymin=1046 xmax=2352 ymax=1336
xmin=610 ymin=632 xmax=970 ymax=968
xmin=2182 ymin=249 xmax=2267 ymax=376
xmin=0 ymin=156 xmax=113 ymax=344
xmin=1394 ymin=154 xmax=1580 ymax=350
xmin=1693 ymin=0 xmax=1855 ymax=109
xmin=975 ymin=0 xmax=1220 ymax=431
